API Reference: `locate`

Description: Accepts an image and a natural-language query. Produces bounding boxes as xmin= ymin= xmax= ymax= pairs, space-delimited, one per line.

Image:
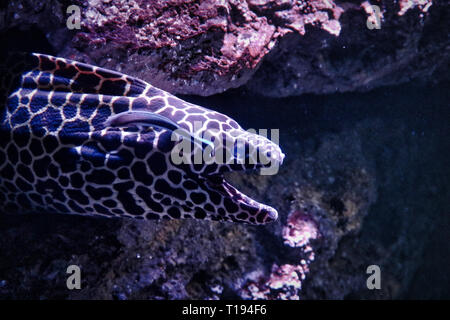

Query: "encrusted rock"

xmin=2 ymin=1 xmax=447 ymax=96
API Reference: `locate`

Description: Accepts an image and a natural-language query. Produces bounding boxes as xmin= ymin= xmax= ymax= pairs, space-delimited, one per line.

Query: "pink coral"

xmin=240 ymin=208 xmax=319 ymax=299
xmin=282 ymin=209 xmax=319 ymax=248
xmin=75 ymin=0 xmax=344 ymax=80
xmin=398 ymin=0 xmax=433 ymax=16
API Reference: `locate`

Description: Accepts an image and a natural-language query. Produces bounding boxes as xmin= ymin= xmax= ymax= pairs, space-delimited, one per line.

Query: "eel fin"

xmin=28 ymin=53 xmax=152 ymax=97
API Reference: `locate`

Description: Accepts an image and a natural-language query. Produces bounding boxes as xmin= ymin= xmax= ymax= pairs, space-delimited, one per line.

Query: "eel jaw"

xmin=200 ymin=139 xmax=284 ymax=225
xmin=203 ymin=172 xmax=279 ymax=225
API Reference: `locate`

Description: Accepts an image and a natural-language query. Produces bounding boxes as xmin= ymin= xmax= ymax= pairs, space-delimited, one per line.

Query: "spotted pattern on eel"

xmin=0 ymin=52 xmax=284 ymax=224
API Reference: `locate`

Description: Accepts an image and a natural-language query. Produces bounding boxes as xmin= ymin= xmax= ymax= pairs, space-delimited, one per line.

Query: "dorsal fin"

xmin=27 ymin=53 xmax=149 ymax=97
xmin=0 ymin=52 xmax=169 ymax=132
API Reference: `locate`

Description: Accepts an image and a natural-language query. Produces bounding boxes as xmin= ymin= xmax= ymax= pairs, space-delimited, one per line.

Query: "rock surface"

xmin=2 ymin=0 xmax=448 ymax=96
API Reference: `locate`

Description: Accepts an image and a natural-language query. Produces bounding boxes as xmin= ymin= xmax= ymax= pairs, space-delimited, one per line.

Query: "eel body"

xmin=0 ymin=52 xmax=284 ymax=224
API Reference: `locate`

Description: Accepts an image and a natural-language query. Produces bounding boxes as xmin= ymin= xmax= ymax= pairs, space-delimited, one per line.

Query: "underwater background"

xmin=0 ymin=0 xmax=449 ymax=299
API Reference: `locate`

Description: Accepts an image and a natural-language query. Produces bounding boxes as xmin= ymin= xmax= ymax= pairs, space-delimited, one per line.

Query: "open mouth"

xmin=201 ymin=151 xmax=285 ymax=225
xmin=173 ymin=126 xmax=285 ymax=224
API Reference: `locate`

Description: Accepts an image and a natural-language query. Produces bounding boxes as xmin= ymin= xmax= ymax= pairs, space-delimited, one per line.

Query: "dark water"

xmin=184 ymin=82 xmax=450 ymax=299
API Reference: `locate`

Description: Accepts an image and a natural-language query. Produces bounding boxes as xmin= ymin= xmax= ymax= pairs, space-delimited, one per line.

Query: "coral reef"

xmin=239 ymin=209 xmax=317 ymax=300
xmin=398 ymin=0 xmax=433 ymax=16
xmin=2 ymin=1 xmax=448 ymax=96
xmin=69 ymin=0 xmax=343 ymax=95
xmin=282 ymin=209 xmax=319 ymax=248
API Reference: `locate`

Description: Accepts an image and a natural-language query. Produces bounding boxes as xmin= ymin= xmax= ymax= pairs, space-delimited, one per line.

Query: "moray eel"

xmin=0 ymin=52 xmax=284 ymax=224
